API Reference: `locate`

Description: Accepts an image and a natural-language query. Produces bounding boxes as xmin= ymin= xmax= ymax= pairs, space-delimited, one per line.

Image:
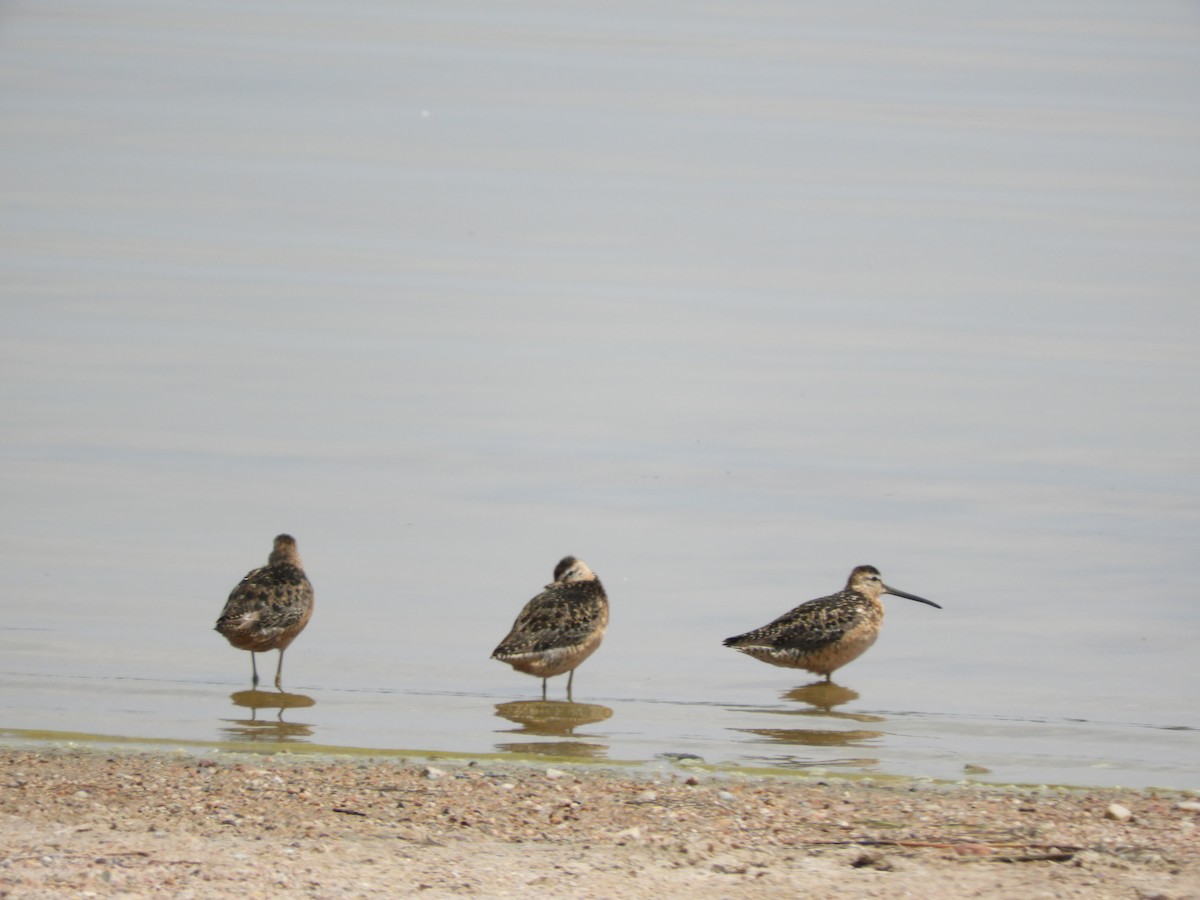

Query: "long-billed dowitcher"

xmin=723 ymin=565 xmax=940 ymax=681
xmin=215 ymin=534 xmax=314 ymax=691
xmin=491 ymin=556 xmax=609 ymax=701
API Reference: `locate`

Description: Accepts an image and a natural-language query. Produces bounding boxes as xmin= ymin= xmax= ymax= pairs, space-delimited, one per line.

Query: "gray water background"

xmin=2 ymin=1 xmax=1198 ymax=788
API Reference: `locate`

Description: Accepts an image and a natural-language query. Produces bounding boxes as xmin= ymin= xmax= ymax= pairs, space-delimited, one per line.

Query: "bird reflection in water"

xmin=733 ymin=680 xmax=884 ymax=761
xmin=219 ymin=689 xmax=316 ymax=743
xmin=494 ymin=699 xmax=612 ymax=760
xmin=782 ymin=681 xmax=885 ymax=723
xmin=493 ymin=740 xmax=609 ymax=760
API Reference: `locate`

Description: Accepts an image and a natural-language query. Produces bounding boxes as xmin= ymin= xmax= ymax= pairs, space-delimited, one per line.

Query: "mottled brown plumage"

xmin=492 ymin=556 xmax=609 ymax=701
xmin=215 ymin=534 xmax=314 ymax=691
xmin=723 ymin=565 xmax=940 ymax=681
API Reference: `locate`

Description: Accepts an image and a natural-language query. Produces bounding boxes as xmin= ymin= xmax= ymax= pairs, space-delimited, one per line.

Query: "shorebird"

xmin=215 ymin=534 xmax=314 ymax=691
xmin=491 ymin=556 xmax=609 ymax=701
xmin=723 ymin=565 xmax=940 ymax=681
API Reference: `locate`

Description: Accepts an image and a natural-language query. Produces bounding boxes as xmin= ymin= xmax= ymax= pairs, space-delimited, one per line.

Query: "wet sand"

xmin=1 ymin=745 xmax=1197 ymax=898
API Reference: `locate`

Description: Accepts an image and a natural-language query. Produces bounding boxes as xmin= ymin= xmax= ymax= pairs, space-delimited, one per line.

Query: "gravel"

xmin=1 ymin=746 xmax=1197 ymax=898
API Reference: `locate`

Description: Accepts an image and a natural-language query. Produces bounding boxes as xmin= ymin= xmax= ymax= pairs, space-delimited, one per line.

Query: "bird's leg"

xmin=540 ymin=678 xmax=547 ymax=701
xmin=251 ymin=652 xmax=260 ymax=688
xmin=566 ymin=669 xmax=574 ymax=702
xmin=274 ymin=650 xmax=286 ymax=692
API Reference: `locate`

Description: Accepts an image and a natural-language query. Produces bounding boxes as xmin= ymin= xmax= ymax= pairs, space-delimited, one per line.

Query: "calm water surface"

xmin=1 ymin=1 xmax=1198 ymax=789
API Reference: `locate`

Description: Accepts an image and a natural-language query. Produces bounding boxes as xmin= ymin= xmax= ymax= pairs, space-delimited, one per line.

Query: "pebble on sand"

xmin=1105 ymin=802 xmax=1133 ymax=822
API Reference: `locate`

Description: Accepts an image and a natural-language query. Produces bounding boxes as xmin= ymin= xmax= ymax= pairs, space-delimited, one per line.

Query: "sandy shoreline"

xmin=1 ymin=744 xmax=1197 ymax=898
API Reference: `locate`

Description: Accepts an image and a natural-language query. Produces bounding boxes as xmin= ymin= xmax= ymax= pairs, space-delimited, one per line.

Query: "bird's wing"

xmin=218 ymin=565 xmax=313 ymax=631
xmin=726 ymin=596 xmax=866 ymax=654
xmin=493 ymin=584 xmax=604 ymax=656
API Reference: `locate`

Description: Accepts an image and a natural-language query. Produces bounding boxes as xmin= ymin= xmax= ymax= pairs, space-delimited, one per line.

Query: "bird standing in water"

xmin=492 ymin=556 xmax=609 ymax=701
xmin=723 ymin=565 xmax=940 ymax=681
xmin=215 ymin=534 xmax=314 ymax=691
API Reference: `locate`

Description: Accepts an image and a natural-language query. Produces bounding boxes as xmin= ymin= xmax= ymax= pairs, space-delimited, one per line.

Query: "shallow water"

xmin=1 ymin=1 xmax=1198 ymax=789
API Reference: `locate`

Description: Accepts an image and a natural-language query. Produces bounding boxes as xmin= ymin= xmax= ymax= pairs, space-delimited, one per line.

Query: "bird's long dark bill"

xmin=884 ymin=586 xmax=942 ymax=609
